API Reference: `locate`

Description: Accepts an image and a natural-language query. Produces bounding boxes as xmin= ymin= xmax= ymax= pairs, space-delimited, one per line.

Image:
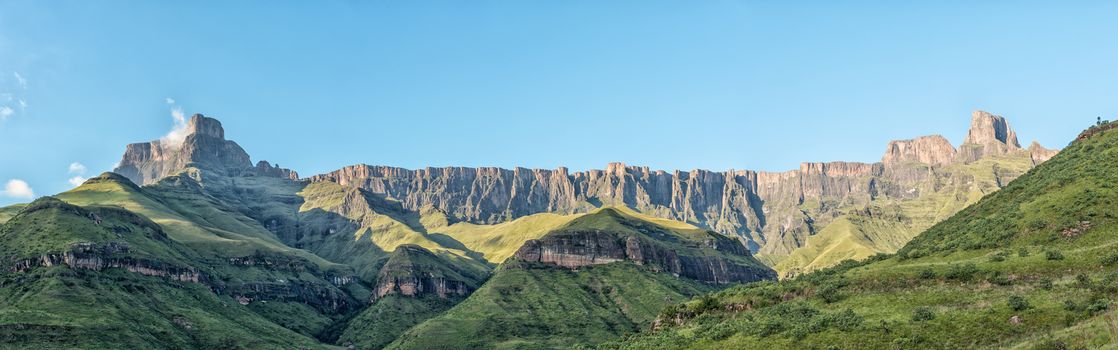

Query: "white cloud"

xmin=13 ymin=72 xmax=26 ymax=90
xmin=68 ymin=176 xmax=88 ymax=187
xmin=1 ymin=179 xmax=34 ymax=199
xmin=17 ymin=99 xmax=26 ymax=110
xmin=160 ymin=106 xmax=189 ymax=147
xmin=69 ymin=162 xmax=87 ymax=174
xmin=0 ymin=106 xmax=12 ymax=120
xmin=165 ymin=97 xmax=175 ymax=104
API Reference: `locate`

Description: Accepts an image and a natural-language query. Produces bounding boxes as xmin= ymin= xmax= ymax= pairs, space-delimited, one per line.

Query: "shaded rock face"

xmin=512 ymin=210 xmax=776 ymax=284
xmin=309 ymin=162 xmax=884 ymax=255
xmin=883 ymin=135 xmax=957 ymax=166
xmin=9 ymin=242 xmax=204 ymax=283
xmin=114 ymin=114 xmax=297 ymax=185
xmin=514 ymin=231 xmax=775 ymax=284
xmin=958 ymin=110 xmax=1022 ymax=162
xmin=372 ymin=245 xmax=475 ymax=301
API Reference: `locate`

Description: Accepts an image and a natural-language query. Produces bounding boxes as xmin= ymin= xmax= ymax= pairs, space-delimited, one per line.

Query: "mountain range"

xmin=1 ymin=110 xmax=1104 ymax=350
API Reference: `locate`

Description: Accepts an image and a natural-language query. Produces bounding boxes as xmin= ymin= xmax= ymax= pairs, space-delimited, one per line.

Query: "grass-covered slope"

xmin=53 ymin=173 xmax=363 ymax=340
xmin=339 ymin=245 xmax=487 ymax=350
xmin=611 ymin=126 xmax=1118 ymax=349
xmin=0 ymin=198 xmax=329 ymax=349
xmin=768 ymin=154 xmax=1036 ymax=277
xmin=388 ymin=208 xmax=775 ymax=349
xmin=389 ymin=261 xmax=714 ymax=350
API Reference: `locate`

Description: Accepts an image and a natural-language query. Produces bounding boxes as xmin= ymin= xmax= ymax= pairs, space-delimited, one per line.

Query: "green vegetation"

xmin=0 ymin=198 xmax=331 ymax=349
xmin=389 ymin=261 xmax=714 ymax=350
xmin=610 ymin=125 xmax=1118 ymax=349
xmin=387 ymin=208 xmax=773 ymax=349
xmin=339 ymin=295 xmax=458 ymax=350
xmin=772 ymin=153 xmax=1036 ymax=277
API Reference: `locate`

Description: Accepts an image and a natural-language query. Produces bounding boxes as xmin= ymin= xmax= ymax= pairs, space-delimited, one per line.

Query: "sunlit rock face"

xmin=114 ymin=114 xmax=296 ymax=185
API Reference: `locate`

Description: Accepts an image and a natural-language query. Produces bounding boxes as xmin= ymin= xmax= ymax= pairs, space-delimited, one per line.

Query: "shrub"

xmin=1075 ymin=274 xmax=1093 ymax=289
xmin=828 ymin=309 xmax=863 ymax=331
xmin=911 ymin=307 xmax=935 ymax=322
xmin=1101 ymin=251 xmax=1118 ymax=266
xmin=944 ymin=263 xmax=979 ymax=281
xmin=695 ymin=294 xmax=721 ymax=312
xmin=989 ymin=272 xmax=1012 ymax=286
xmin=1062 ymin=300 xmax=1078 ymax=311
xmin=1037 ymin=277 xmax=1054 ymax=290
xmin=816 ymin=284 xmax=842 ymax=303
xmin=1008 ymin=295 xmax=1031 ymax=311
xmin=1086 ymin=299 xmax=1110 ymax=315
xmin=918 ymin=268 xmax=936 ymax=280
xmin=989 ymin=254 xmax=1006 ymax=262
xmin=1017 ymin=247 xmax=1030 ymax=257
xmin=1046 ymin=250 xmax=1065 ymax=261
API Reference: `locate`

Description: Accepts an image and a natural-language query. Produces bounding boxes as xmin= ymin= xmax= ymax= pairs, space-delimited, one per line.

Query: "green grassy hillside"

xmin=0 ymin=198 xmax=332 ymax=349
xmin=52 ymin=173 xmax=364 ymax=340
xmin=388 ymin=208 xmax=775 ymax=349
xmin=610 ymin=126 xmax=1118 ymax=349
xmin=768 ymin=154 xmax=1036 ymax=277
xmin=336 ymin=243 xmax=487 ymax=349
xmin=389 ymin=261 xmax=714 ymax=350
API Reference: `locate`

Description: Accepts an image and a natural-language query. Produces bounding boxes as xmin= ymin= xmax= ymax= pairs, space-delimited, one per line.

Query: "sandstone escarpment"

xmin=882 ymin=135 xmax=957 ymax=166
xmin=957 ymin=110 xmax=1023 ymax=162
xmin=309 ymin=110 xmax=1054 ymax=258
xmin=372 ymin=245 xmax=480 ymax=301
xmin=9 ymin=242 xmax=204 ymax=283
xmin=108 ymin=111 xmax=1058 ymax=265
xmin=512 ymin=209 xmax=776 ymax=283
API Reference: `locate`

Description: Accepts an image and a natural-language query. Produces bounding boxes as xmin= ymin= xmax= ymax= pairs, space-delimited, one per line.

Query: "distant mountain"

xmin=609 ymin=121 xmax=1118 ymax=349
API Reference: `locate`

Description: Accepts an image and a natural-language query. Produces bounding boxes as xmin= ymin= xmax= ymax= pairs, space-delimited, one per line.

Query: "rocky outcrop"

xmin=512 ymin=209 xmax=776 ymax=283
xmin=114 ymin=114 xmax=296 ymax=185
xmin=882 ymin=135 xmax=957 ymax=166
xmin=227 ymin=280 xmax=354 ymax=312
xmin=372 ymin=245 xmax=479 ymax=301
xmin=957 ymin=110 xmax=1023 ymax=162
xmin=1028 ymin=141 xmax=1059 ymax=165
xmin=8 ymin=242 xmax=204 ymax=283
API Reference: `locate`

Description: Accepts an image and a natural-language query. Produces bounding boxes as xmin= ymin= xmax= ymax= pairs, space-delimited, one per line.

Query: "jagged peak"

xmin=964 ymin=110 xmax=1021 ymax=149
xmin=185 ymin=113 xmax=225 ymax=139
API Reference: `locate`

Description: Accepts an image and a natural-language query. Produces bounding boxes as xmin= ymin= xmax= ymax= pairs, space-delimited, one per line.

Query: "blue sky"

xmin=1 ymin=1 xmax=1116 ymax=205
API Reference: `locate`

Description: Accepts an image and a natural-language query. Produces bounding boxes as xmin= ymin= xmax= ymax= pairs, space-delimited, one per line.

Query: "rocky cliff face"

xmin=372 ymin=245 xmax=480 ymax=301
xmin=1028 ymin=141 xmax=1059 ymax=165
xmin=512 ymin=208 xmax=776 ymax=283
xmin=882 ymin=135 xmax=957 ymax=166
xmin=309 ymin=110 xmax=1055 ymax=257
xmin=114 ymin=114 xmax=297 ymax=185
xmin=957 ymin=110 xmax=1023 ymax=163
xmin=108 ymin=110 xmax=1058 ymax=265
